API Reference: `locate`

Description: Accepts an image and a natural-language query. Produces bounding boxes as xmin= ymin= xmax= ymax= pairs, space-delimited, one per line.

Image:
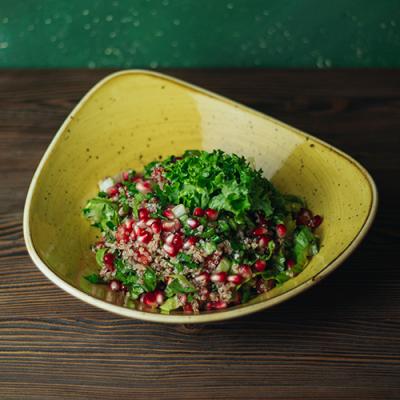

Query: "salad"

xmin=83 ymin=150 xmax=322 ymax=313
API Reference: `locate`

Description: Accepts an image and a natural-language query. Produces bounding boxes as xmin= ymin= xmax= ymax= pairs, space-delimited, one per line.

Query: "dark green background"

xmin=0 ymin=0 xmax=399 ymax=68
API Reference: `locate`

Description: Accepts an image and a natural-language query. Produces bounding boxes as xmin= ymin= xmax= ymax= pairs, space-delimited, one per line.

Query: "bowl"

xmin=23 ymin=70 xmax=377 ymax=323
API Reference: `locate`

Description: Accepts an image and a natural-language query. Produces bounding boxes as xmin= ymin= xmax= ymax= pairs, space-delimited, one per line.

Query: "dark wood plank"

xmin=0 ymin=69 xmax=399 ymax=400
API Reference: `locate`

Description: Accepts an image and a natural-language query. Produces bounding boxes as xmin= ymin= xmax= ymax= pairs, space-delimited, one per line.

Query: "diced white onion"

xmin=172 ymin=204 xmax=186 ymax=218
xmin=98 ymin=177 xmax=114 ymax=192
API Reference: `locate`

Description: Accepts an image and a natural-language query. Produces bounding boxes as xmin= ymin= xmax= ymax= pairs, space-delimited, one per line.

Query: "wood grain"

xmin=0 ymin=69 xmax=399 ymax=400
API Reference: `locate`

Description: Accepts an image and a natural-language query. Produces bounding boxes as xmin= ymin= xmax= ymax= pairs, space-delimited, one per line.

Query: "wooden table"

xmin=0 ymin=70 xmax=399 ymax=399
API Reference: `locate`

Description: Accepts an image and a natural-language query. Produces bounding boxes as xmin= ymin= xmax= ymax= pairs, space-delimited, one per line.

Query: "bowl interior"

xmin=25 ymin=71 xmax=375 ymax=323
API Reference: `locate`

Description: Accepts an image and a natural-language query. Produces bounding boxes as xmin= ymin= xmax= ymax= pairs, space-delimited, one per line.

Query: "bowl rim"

xmin=23 ymin=69 xmax=378 ymax=324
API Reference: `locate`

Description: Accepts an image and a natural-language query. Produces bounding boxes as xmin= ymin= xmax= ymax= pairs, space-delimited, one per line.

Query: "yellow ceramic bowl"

xmin=24 ymin=70 xmax=377 ymax=323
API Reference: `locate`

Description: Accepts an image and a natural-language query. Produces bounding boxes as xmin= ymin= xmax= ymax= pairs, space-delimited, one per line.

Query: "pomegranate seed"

xmin=184 ymin=236 xmax=197 ymax=249
xmin=141 ymin=292 xmax=157 ymax=307
xmin=276 ymin=224 xmax=287 ymax=238
xmin=205 ymin=302 xmax=214 ymax=311
xmin=205 ymin=208 xmax=218 ymax=221
xmin=137 ymin=232 xmax=152 ymax=244
xmin=187 ymin=218 xmax=199 ymax=229
xmin=211 ymin=271 xmax=227 ymax=283
xmin=132 ymin=176 xmax=142 ymax=183
xmin=129 ymin=231 xmax=137 ymax=241
xmin=254 ymin=259 xmax=267 ymax=272
xmin=163 ymin=207 xmax=175 ymax=219
xmin=310 ymin=215 xmax=323 ymax=229
xmin=193 ymin=207 xmax=204 ymax=217
xmin=163 ymin=243 xmax=178 ymax=257
xmin=124 ymin=219 xmax=134 ymax=232
xmin=103 ymin=253 xmax=115 ymax=270
xmin=122 ymin=171 xmax=130 ymax=181
xmin=227 ymin=274 xmax=243 ymax=285
xmin=145 ymin=218 xmax=155 ymax=226
xmin=134 ymin=225 xmax=146 ymax=236
xmin=183 ymin=304 xmax=194 ymax=313
xmin=172 ymin=233 xmax=183 ymax=249
xmin=120 ymin=284 xmax=128 ymax=292
xmin=238 ymin=265 xmax=252 ymax=279
xmin=195 ymin=271 xmax=211 ymax=284
xmin=154 ymin=290 xmax=164 ymax=305
xmin=151 ymin=220 xmax=162 ymax=234
xmin=297 ymin=208 xmax=313 ymax=226
xmin=138 ymin=208 xmax=149 ymax=221
xmin=162 ymin=220 xmax=178 ymax=232
xmin=136 ymin=180 xmax=152 ymax=194
xmin=213 ymin=300 xmax=228 ymax=310
xmin=286 ymin=259 xmax=296 ymax=269
xmin=109 ymin=280 xmax=121 ymax=291
xmin=107 ymin=186 xmax=119 ymax=197
xmin=258 ymin=236 xmax=271 ymax=247
xmin=252 ymin=226 xmax=268 ymax=236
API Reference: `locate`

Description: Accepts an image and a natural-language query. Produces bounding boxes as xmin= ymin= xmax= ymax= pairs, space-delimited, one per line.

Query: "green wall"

xmin=0 ymin=0 xmax=399 ymax=68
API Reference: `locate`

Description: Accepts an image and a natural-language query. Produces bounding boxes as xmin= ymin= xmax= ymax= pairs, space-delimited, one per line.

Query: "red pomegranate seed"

xmin=162 ymin=220 xmax=178 ymax=232
xmin=122 ymin=171 xmax=130 ymax=181
xmin=141 ymin=292 xmax=157 ymax=307
xmin=138 ymin=208 xmax=149 ymax=221
xmin=172 ymin=233 xmax=183 ymax=249
xmin=227 ymin=274 xmax=243 ymax=285
xmin=211 ymin=271 xmax=227 ymax=283
xmin=259 ymin=236 xmax=271 ymax=247
xmin=145 ymin=218 xmax=155 ymax=226
xmin=276 ymin=224 xmax=287 ymax=238
xmin=134 ymin=225 xmax=146 ymax=236
xmin=205 ymin=208 xmax=219 ymax=221
xmin=154 ymin=290 xmax=164 ymax=305
xmin=195 ymin=271 xmax=211 ymax=284
xmin=107 ymin=186 xmax=119 ymax=197
xmin=109 ymin=280 xmax=121 ymax=291
xmin=213 ymin=300 xmax=228 ymax=310
xmin=163 ymin=207 xmax=175 ymax=219
xmin=193 ymin=207 xmax=204 ymax=217
xmin=187 ymin=218 xmax=199 ymax=229
xmin=103 ymin=253 xmax=115 ymax=269
xmin=297 ymin=208 xmax=313 ymax=226
xmin=238 ymin=265 xmax=252 ymax=279
xmin=286 ymin=259 xmax=296 ymax=269
xmin=129 ymin=231 xmax=137 ymax=241
xmin=309 ymin=215 xmax=323 ymax=229
xmin=205 ymin=302 xmax=214 ymax=311
xmin=136 ymin=180 xmax=152 ymax=194
xmin=151 ymin=220 xmax=162 ymax=234
xmin=183 ymin=236 xmax=197 ymax=249
xmin=124 ymin=219 xmax=134 ymax=232
xmin=163 ymin=243 xmax=178 ymax=257
xmin=252 ymin=226 xmax=268 ymax=236
xmin=137 ymin=232 xmax=152 ymax=244
xmin=254 ymin=259 xmax=267 ymax=272
xmin=183 ymin=304 xmax=194 ymax=313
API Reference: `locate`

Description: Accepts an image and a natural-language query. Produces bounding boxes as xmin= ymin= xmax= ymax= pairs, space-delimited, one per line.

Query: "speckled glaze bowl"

xmin=23 ymin=70 xmax=377 ymax=323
